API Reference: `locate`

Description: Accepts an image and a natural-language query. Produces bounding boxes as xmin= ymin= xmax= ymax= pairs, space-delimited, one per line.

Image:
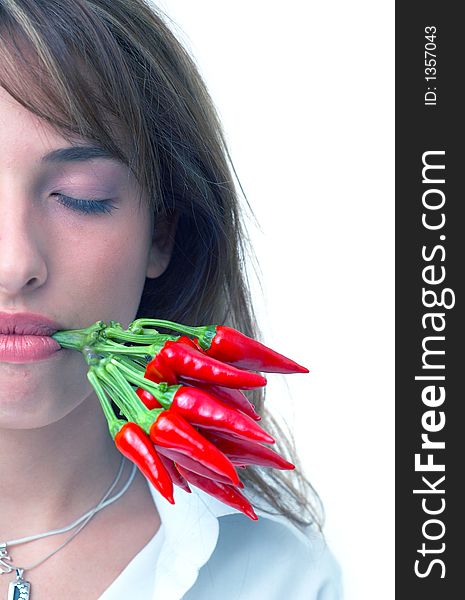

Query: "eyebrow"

xmin=40 ymin=145 xmax=121 ymax=164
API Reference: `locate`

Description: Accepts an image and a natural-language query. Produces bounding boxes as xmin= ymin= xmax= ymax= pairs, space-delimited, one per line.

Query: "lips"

xmin=0 ymin=312 xmax=62 ymax=336
xmin=0 ymin=312 xmax=64 ymax=362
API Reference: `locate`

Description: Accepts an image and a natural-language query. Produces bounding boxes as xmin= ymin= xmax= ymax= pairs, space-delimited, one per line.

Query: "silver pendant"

xmin=7 ymin=569 xmax=30 ymax=600
xmin=0 ymin=543 xmax=13 ymax=574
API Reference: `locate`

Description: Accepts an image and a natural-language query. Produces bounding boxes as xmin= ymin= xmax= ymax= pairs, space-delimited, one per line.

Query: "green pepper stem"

xmin=132 ymin=356 xmax=151 ymax=368
xmin=51 ymin=320 xmax=107 ymax=351
xmin=93 ymin=363 xmax=139 ymax=422
xmin=128 ymin=319 xmax=217 ymax=350
xmin=128 ymin=318 xmax=200 ymax=337
xmin=104 ymin=378 xmax=162 ymax=435
xmin=103 ymin=363 xmax=144 ymax=420
xmin=51 ymin=320 xmax=170 ymax=357
xmin=103 ymin=363 xmax=163 ymax=433
xmin=99 ymin=378 xmax=139 ymax=422
xmin=87 ymin=369 xmax=126 ymax=438
xmin=103 ymin=327 xmax=175 ymax=346
xmin=51 ymin=320 xmax=179 ymax=434
xmin=91 ymin=342 xmax=162 ymax=356
xmin=108 ymin=357 xmax=172 ymax=408
xmin=100 ymin=378 xmax=141 ymax=424
xmin=116 ymin=356 xmax=146 ymax=375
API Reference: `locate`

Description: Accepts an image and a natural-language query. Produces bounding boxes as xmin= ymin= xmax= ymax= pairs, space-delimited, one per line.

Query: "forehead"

xmin=0 ymin=32 xmax=134 ymax=171
xmin=0 ymin=85 xmax=76 ymax=155
xmin=0 ymin=86 xmax=124 ymax=172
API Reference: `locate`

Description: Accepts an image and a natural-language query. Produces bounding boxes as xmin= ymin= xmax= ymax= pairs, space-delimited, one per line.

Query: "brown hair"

xmin=0 ymin=0 xmax=323 ymax=530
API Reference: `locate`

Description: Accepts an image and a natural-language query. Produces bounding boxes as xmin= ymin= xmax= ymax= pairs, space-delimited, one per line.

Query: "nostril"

xmin=0 ymin=260 xmax=48 ymax=294
xmin=25 ymin=277 xmax=40 ymax=288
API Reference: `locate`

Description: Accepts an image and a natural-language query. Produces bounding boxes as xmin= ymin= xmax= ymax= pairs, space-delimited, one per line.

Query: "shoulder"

xmin=185 ymin=509 xmax=343 ymax=600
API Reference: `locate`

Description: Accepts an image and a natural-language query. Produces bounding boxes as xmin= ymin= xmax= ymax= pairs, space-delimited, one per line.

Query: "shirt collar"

xmin=147 ymin=481 xmax=238 ymax=600
xmin=146 ymin=479 xmax=310 ymax=600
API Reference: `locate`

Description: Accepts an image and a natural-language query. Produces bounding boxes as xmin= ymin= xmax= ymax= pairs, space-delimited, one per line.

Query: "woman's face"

xmin=0 ymin=86 xmax=166 ymax=429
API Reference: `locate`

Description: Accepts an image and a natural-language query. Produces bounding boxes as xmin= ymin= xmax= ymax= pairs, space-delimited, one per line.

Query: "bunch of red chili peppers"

xmin=52 ymin=318 xmax=308 ymax=520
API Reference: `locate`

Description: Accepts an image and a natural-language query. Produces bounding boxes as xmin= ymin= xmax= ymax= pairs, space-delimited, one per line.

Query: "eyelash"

xmin=53 ymin=193 xmax=118 ymax=215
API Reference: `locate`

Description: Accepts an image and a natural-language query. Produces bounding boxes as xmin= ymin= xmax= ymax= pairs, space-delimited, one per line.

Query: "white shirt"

xmin=99 ymin=480 xmax=343 ymax=599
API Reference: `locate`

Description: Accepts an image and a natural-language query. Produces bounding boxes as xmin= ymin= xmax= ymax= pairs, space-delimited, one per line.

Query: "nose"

xmin=0 ymin=199 xmax=48 ymax=298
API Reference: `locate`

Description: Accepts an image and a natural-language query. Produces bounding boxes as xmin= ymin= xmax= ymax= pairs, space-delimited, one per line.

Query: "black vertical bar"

xmin=396 ymin=4 xmax=464 ymax=597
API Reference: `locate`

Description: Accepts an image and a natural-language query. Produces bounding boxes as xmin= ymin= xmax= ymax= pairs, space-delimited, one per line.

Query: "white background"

xmin=154 ymin=2 xmax=394 ymax=599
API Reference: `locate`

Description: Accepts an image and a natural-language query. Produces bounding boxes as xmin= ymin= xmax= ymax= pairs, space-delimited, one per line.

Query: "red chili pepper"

xmin=176 ymin=464 xmax=257 ymax=520
xmin=176 ymin=335 xmax=201 ymax=350
xmin=157 ymin=452 xmax=191 ymax=493
xmin=200 ymin=430 xmax=295 ymax=470
xmin=139 ymin=364 xmax=261 ymax=422
xmin=180 ymin=380 xmax=261 ymax=421
xmin=136 ymin=387 xmax=162 ymax=410
xmin=145 ymin=340 xmax=267 ymax=389
xmin=142 ymin=336 xmax=196 ymax=387
xmin=114 ymin=421 xmax=174 ymax=504
xmin=157 ymin=446 xmax=244 ymax=487
xmin=168 ymin=386 xmax=274 ymax=444
xmin=199 ymin=325 xmax=309 ymax=374
xmin=144 ymin=351 xmax=177 ymax=385
xmin=171 ymin=344 xmax=259 ymax=418
xmin=148 ymin=410 xmax=239 ymax=486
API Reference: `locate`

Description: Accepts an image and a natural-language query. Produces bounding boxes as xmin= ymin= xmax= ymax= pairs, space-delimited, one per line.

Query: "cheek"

xmin=55 ymin=214 xmax=152 ymax=328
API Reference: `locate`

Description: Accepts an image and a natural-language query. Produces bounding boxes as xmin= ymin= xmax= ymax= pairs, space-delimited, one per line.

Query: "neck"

xmin=0 ymin=392 xmax=123 ymax=542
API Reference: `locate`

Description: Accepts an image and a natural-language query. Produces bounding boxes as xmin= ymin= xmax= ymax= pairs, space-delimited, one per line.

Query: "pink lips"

xmin=0 ymin=312 xmax=63 ymax=363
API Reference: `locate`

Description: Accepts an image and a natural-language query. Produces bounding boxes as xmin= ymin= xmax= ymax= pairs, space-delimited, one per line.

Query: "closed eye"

xmin=53 ymin=193 xmax=118 ymax=215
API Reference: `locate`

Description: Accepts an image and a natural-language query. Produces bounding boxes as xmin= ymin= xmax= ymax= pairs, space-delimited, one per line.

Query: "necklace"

xmin=0 ymin=455 xmax=137 ymax=599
